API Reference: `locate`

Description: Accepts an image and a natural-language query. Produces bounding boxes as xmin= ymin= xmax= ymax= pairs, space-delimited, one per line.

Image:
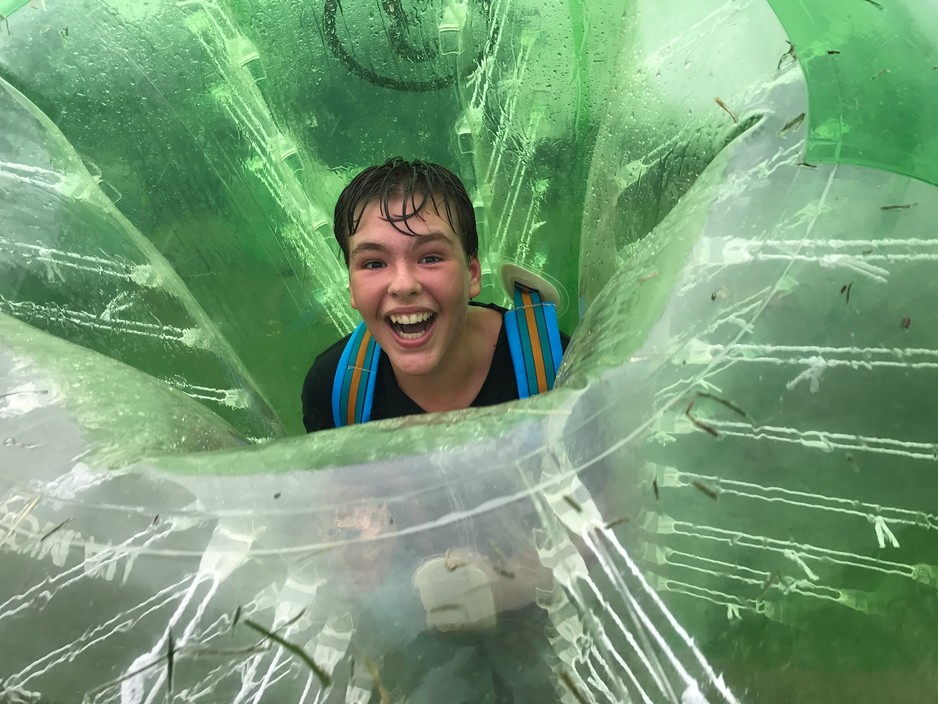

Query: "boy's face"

xmin=347 ymin=195 xmax=481 ymax=380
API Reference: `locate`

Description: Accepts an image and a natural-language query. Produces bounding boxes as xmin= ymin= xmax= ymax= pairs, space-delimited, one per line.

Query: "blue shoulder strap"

xmin=331 ymin=321 xmax=381 ymax=428
xmin=333 ymin=284 xmax=564 ymax=425
xmin=504 ymin=283 xmax=564 ymax=399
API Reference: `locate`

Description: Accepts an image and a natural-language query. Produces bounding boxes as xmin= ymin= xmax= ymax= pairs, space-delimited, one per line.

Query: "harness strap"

xmin=504 ymin=284 xmax=564 ymax=399
xmin=331 ymin=321 xmax=380 ymax=428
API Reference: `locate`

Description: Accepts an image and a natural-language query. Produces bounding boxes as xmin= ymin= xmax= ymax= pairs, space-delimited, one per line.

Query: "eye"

xmin=420 ymin=254 xmax=442 ymax=264
xmin=360 ymin=260 xmax=385 ymax=270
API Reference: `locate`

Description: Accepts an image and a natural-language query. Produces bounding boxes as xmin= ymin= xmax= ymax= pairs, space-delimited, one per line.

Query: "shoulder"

xmin=474 ymin=299 xmax=570 ymax=347
xmin=301 ymin=333 xmax=352 ymax=433
xmin=304 ymin=334 xmax=351 ymax=388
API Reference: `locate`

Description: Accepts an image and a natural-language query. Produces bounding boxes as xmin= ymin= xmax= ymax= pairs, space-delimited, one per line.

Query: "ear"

xmin=348 ymin=276 xmax=359 ymax=311
xmin=468 ymin=255 xmax=482 ymax=299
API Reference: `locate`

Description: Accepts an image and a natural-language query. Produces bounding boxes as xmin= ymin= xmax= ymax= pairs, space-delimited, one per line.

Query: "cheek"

xmin=348 ymin=275 xmax=376 ymax=312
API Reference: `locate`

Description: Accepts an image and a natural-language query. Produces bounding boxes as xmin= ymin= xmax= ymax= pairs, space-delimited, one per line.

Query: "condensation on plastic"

xmin=2 ymin=0 xmax=938 ymax=703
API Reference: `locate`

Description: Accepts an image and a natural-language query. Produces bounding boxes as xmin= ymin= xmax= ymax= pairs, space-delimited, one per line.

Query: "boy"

xmin=302 ymin=158 xmax=564 ymax=432
xmin=300 ymin=160 xmax=569 ymax=701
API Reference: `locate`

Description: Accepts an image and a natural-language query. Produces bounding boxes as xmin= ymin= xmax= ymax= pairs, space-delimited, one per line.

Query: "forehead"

xmin=354 ymin=194 xmax=460 ymax=239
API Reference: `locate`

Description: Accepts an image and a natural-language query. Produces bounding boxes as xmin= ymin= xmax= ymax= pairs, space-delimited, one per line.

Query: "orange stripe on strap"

xmin=521 ymin=289 xmax=548 ymax=392
xmin=346 ymin=329 xmax=372 ymax=425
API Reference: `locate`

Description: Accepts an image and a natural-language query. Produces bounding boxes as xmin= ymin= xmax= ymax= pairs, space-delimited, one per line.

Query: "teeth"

xmin=389 ymin=312 xmax=433 ymax=325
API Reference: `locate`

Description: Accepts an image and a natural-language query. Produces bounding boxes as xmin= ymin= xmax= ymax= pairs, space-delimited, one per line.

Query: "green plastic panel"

xmin=769 ymin=0 xmax=938 ymax=186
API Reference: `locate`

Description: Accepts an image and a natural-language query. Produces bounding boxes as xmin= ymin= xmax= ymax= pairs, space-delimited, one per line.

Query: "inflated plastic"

xmin=2 ymin=0 xmax=937 ymax=702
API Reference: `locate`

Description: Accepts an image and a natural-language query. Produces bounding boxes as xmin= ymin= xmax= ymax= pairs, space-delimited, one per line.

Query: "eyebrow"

xmin=350 ymin=232 xmax=456 ymax=257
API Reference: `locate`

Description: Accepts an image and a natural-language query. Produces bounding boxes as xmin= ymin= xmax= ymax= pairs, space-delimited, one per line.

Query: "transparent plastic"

xmin=2 ymin=0 xmax=937 ymax=701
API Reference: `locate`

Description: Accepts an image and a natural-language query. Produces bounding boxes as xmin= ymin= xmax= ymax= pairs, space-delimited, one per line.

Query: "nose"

xmin=388 ymin=262 xmax=421 ymax=297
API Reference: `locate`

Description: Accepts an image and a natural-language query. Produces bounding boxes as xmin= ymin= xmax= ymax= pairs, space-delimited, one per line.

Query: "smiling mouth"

xmin=387 ymin=312 xmax=436 ymax=340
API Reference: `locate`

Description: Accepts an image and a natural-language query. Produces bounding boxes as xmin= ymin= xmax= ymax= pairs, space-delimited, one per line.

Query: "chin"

xmin=386 ymin=353 xmax=438 ymax=378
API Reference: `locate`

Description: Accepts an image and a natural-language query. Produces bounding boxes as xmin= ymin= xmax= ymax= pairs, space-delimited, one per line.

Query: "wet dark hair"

xmin=333 ymin=157 xmax=478 ymax=265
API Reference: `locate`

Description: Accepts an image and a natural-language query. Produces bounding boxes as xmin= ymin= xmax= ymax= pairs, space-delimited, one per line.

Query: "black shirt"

xmin=302 ymin=302 xmax=566 ymax=433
